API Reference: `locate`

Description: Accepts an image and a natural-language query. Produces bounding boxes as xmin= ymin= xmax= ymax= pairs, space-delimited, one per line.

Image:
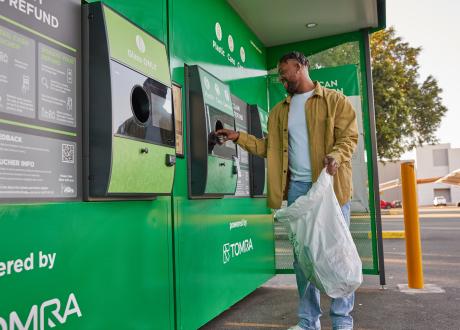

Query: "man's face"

xmin=278 ymin=59 xmax=302 ymax=94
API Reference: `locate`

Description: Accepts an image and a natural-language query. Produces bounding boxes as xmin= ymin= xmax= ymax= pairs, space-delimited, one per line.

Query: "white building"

xmin=378 ymin=160 xmax=404 ymax=203
xmin=416 ymin=143 xmax=460 ymax=206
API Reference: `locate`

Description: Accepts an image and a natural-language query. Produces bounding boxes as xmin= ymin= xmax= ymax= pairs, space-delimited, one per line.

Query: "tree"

xmin=371 ymin=27 xmax=447 ymax=160
xmin=308 ymin=28 xmax=447 ymax=160
xmin=309 ymin=42 xmax=359 ymax=70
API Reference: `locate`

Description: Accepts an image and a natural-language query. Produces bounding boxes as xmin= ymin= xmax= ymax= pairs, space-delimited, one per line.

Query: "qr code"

xmin=62 ymin=144 xmax=75 ymax=163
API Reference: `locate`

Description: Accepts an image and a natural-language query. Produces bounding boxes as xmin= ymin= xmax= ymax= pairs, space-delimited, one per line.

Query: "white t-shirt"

xmin=288 ymin=90 xmax=314 ymax=182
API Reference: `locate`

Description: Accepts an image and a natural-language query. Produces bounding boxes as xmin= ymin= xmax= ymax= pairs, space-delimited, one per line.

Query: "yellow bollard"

xmin=400 ymin=161 xmax=424 ymax=288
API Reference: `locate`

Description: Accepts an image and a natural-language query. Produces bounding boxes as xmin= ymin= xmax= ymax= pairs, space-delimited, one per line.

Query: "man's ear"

xmin=295 ymin=61 xmax=303 ymax=74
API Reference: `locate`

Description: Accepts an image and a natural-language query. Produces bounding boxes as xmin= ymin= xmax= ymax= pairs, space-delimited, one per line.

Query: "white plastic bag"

xmin=275 ymin=169 xmax=362 ymax=298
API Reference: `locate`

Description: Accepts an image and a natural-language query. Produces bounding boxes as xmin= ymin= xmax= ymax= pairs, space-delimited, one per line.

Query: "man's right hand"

xmin=215 ymin=129 xmax=239 ymax=144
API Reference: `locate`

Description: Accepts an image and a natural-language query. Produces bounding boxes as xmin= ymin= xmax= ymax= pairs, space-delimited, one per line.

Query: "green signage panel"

xmin=311 ymin=64 xmax=360 ymax=96
xmin=103 ymin=4 xmax=171 ymax=86
xmin=268 ymin=64 xmax=360 ymax=108
xmin=198 ymin=67 xmax=233 ymax=116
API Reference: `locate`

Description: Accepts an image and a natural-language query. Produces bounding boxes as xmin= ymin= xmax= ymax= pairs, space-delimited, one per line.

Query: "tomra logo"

xmin=0 ymin=293 xmax=82 ymax=330
xmin=222 ymin=238 xmax=254 ymax=264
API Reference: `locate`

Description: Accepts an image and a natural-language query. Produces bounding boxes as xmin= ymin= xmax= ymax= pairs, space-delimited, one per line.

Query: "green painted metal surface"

xmin=108 ymin=137 xmax=175 ymax=194
xmin=358 ymin=35 xmax=380 ymax=274
xmin=204 ymin=156 xmax=237 ymax=194
xmin=169 ymin=1 xmax=274 ymax=329
xmin=86 ymin=0 xmax=167 ymax=44
xmin=173 ymin=197 xmax=274 ymax=330
xmin=0 ymin=1 xmax=176 ymax=329
xmin=169 ymin=0 xmax=268 ymax=108
xmin=0 ymin=198 xmax=174 ymax=329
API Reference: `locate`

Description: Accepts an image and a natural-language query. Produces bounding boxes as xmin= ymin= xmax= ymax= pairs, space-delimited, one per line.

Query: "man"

xmin=217 ymin=51 xmax=358 ymax=330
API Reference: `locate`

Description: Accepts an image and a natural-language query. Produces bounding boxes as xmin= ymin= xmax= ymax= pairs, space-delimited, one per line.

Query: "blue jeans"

xmin=288 ymin=180 xmax=355 ymax=330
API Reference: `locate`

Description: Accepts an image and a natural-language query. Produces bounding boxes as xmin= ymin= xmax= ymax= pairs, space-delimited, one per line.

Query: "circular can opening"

xmin=130 ymin=85 xmax=150 ymax=124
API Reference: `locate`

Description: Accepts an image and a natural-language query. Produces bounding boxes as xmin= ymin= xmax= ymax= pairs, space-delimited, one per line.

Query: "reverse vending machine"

xmin=83 ymin=2 xmax=175 ymax=199
xmin=248 ymin=104 xmax=268 ymax=197
xmin=186 ymin=65 xmax=238 ymax=197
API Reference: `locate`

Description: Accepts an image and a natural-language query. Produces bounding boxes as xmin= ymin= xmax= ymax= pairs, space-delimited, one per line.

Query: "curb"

xmin=352 ymin=231 xmax=405 ymax=239
xmin=371 ymin=231 xmax=405 ymax=239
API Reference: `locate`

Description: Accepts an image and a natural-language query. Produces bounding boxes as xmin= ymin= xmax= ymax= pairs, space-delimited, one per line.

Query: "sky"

xmin=386 ymin=0 xmax=460 ymax=159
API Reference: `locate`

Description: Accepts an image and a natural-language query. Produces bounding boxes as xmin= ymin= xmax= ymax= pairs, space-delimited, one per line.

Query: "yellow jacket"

xmin=236 ymin=82 xmax=358 ymax=208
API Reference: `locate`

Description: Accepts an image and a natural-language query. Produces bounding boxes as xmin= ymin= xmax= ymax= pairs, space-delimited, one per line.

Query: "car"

xmin=433 ymin=196 xmax=447 ymax=206
xmin=392 ymin=200 xmax=402 ymax=208
xmin=380 ymin=199 xmax=392 ymax=209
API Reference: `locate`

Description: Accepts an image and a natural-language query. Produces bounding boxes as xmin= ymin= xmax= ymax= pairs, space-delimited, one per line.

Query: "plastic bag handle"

xmin=319 ymin=168 xmax=333 ymax=187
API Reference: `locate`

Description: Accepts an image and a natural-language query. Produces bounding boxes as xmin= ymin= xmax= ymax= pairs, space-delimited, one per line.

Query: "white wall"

xmin=449 ymin=148 xmax=460 ymax=205
xmin=416 ymin=144 xmax=460 ymax=206
xmin=378 ymin=160 xmax=403 ymax=202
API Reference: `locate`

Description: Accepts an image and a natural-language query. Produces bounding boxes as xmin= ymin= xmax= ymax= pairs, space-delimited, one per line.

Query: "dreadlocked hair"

xmin=278 ymin=51 xmax=310 ymax=68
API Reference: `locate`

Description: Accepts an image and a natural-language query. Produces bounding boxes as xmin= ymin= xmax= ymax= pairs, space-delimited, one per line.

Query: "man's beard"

xmin=285 ymin=80 xmax=298 ymax=94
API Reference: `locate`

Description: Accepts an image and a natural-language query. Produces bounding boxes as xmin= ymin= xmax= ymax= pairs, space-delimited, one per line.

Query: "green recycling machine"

xmin=187 ymin=65 xmax=238 ymax=197
xmin=84 ymin=2 xmax=175 ymax=199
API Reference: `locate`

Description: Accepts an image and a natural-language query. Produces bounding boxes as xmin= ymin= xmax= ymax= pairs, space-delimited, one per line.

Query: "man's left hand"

xmin=323 ymin=156 xmax=339 ymax=176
